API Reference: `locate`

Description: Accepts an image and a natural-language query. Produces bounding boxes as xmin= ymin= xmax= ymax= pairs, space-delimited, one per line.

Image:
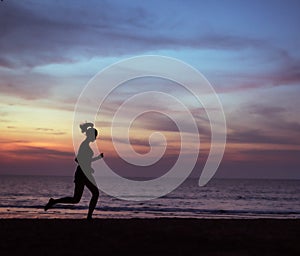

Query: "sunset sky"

xmin=0 ymin=0 xmax=300 ymax=179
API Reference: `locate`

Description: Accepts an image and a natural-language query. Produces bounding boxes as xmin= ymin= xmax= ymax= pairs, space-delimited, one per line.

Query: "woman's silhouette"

xmin=44 ymin=122 xmax=103 ymax=219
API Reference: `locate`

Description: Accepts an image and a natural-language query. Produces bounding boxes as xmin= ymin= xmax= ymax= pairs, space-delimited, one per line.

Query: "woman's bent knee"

xmin=93 ymin=189 xmax=99 ymax=198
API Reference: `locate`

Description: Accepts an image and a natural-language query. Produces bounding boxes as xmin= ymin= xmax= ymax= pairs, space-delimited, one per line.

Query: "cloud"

xmin=223 ymin=147 xmax=300 ymax=166
xmin=34 ymin=128 xmax=66 ymax=135
xmin=0 ymin=57 xmax=14 ymax=69
xmin=133 ymin=112 xmax=179 ymax=132
xmin=0 ymin=119 xmax=11 ymax=123
xmin=98 ymin=106 xmax=210 ymax=137
xmin=1 ymin=0 xmax=298 ymax=107
xmin=0 ymin=72 xmax=55 ymax=100
xmin=217 ymin=147 xmax=300 ymax=179
xmin=0 ymin=1 xmax=157 ymax=68
xmin=247 ymin=105 xmax=286 ymax=116
xmin=210 ymin=46 xmax=300 ymax=94
xmin=100 ymin=134 xmax=178 ymax=149
xmin=227 ymin=128 xmax=300 ymax=145
xmin=0 ymin=139 xmax=30 ymax=144
xmin=0 ymin=0 xmax=285 ymax=70
xmin=268 ymin=49 xmax=300 ymax=86
xmin=7 ymin=145 xmax=74 ymax=158
xmin=246 ymin=104 xmax=300 ymax=133
xmin=239 ymin=148 xmax=300 ymax=158
xmin=133 ymin=111 xmax=211 ymax=137
xmin=228 ymin=104 xmax=300 ymax=145
xmin=35 ymin=128 xmax=54 ymax=131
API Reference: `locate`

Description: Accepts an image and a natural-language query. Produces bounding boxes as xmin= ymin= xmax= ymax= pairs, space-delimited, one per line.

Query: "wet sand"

xmin=0 ymin=218 xmax=299 ymax=255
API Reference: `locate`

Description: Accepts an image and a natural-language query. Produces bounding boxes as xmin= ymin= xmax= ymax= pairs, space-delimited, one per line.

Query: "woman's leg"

xmin=44 ymin=182 xmax=84 ymax=211
xmin=84 ymin=177 xmax=99 ymax=219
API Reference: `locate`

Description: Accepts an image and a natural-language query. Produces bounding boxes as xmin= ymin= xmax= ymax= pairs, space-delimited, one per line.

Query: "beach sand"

xmin=0 ymin=219 xmax=299 ymax=255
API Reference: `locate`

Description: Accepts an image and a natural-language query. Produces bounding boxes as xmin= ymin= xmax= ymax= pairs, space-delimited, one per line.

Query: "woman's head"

xmin=80 ymin=122 xmax=98 ymax=142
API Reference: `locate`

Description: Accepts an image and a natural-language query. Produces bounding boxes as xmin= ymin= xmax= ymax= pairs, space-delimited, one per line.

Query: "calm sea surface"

xmin=0 ymin=175 xmax=299 ymax=219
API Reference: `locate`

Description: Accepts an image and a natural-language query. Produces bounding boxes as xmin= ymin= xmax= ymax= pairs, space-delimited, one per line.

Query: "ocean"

xmin=0 ymin=175 xmax=299 ymax=219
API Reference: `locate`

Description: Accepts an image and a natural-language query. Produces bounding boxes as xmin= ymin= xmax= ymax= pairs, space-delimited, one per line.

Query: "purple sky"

xmin=0 ymin=0 xmax=300 ymax=179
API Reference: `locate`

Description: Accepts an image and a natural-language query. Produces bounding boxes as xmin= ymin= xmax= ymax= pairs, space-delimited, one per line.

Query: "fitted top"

xmin=76 ymin=141 xmax=94 ymax=173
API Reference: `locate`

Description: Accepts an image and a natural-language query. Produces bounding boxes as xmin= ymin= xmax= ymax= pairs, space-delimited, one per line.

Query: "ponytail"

xmin=79 ymin=122 xmax=94 ymax=133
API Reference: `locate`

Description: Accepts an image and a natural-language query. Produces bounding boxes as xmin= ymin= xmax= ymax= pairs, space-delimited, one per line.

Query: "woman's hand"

xmin=91 ymin=153 xmax=104 ymax=162
xmin=94 ymin=153 xmax=104 ymax=161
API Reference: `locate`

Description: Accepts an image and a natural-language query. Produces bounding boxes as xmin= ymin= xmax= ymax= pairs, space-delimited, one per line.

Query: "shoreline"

xmin=1 ymin=218 xmax=299 ymax=255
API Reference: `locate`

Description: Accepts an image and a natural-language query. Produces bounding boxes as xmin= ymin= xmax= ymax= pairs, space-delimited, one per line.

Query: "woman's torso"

xmin=76 ymin=141 xmax=93 ymax=170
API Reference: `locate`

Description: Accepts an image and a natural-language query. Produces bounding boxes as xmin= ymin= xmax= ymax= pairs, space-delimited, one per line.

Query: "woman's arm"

xmin=91 ymin=153 xmax=104 ymax=162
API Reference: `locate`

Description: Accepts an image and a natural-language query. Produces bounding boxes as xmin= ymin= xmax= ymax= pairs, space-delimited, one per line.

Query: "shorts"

xmin=74 ymin=165 xmax=97 ymax=186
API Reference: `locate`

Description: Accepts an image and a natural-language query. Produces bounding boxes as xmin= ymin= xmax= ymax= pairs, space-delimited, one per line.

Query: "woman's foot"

xmin=44 ymin=198 xmax=55 ymax=211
